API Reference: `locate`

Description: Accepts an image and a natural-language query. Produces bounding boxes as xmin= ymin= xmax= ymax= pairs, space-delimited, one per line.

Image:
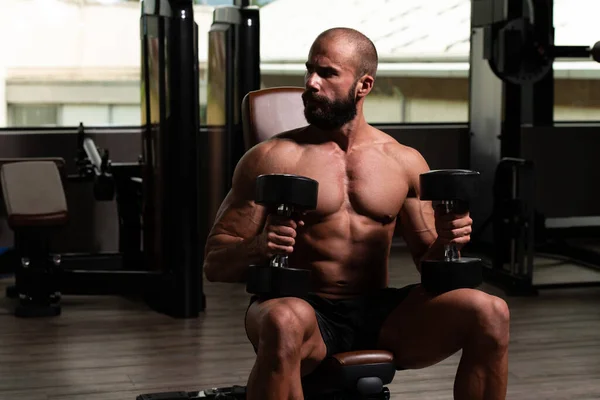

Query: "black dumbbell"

xmin=419 ymin=169 xmax=483 ymax=295
xmin=246 ymin=173 xmax=319 ymax=298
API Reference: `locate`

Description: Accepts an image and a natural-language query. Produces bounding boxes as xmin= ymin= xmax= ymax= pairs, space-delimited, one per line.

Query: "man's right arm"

xmin=204 ymin=141 xmax=291 ymax=283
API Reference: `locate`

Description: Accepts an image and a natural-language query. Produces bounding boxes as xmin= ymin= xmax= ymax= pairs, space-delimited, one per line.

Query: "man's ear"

xmin=356 ymin=75 xmax=374 ymax=98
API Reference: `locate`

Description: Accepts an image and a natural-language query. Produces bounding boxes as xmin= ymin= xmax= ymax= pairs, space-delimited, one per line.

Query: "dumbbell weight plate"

xmin=420 ymin=169 xmax=479 ymax=203
xmin=255 ymin=174 xmax=319 ymax=211
xmin=246 ymin=264 xmax=311 ymax=298
xmin=420 ymin=257 xmax=483 ymax=295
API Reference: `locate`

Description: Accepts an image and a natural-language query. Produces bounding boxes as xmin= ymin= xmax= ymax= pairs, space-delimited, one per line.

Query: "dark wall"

xmin=380 ymin=124 xmax=470 ymax=170
xmin=0 ymin=125 xmax=469 ymax=252
xmin=521 ymin=125 xmax=600 ymax=218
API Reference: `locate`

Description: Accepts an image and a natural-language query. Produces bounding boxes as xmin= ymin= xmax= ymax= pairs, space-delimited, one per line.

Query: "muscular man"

xmin=204 ymin=27 xmax=510 ymax=400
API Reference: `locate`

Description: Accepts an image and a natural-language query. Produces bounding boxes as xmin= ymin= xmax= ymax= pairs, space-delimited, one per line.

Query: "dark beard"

xmin=302 ymin=86 xmax=357 ymax=130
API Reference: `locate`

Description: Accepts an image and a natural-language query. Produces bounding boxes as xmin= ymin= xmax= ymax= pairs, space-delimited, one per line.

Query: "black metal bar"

xmin=551 ymin=45 xmax=590 ymax=58
xmin=112 ymin=169 xmax=143 ymax=257
xmin=523 ymin=0 xmax=554 ymax=127
xmin=166 ymin=0 xmax=203 ymax=317
xmin=533 ymin=281 xmax=600 ymax=290
xmin=238 ymin=7 xmax=260 ymax=98
xmin=236 ymin=6 xmax=261 ymax=169
xmin=140 ymin=8 xmax=161 ymax=274
xmin=502 ymin=82 xmax=522 ymax=157
xmin=193 ymin=6 xmax=207 ymax=315
xmin=139 ymin=0 xmax=204 ymax=317
xmin=224 ymin=18 xmax=236 ymax=193
xmin=57 ymin=252 xmax=126 ymax=272
xmin=59 ymin=269 xmax=163 ymax=296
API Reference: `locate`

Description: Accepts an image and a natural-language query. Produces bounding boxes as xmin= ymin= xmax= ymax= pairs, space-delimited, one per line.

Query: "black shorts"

xmin=246 ymin=284 xmax=418 ymax=357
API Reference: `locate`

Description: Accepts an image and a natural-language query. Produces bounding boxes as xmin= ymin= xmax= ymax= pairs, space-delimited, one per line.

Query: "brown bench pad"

xmin=1 ymin=161 xmax=68 ymax=228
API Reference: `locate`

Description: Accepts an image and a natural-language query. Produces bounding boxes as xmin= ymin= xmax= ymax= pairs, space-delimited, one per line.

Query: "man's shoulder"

xmin=373 ymin=129 xmax=423 ymax=165
xmin=370 ymin=129 xmax=429 ymax=184
xmin=269 ymin=126 xmax=313 ymax=147
xmin=370 ymin=130 xmax=429 ymax=197
xmin=253 ymin=127 xmax=308 ymax=153
xmin=241 ymin=127 xmax=308 ymax=169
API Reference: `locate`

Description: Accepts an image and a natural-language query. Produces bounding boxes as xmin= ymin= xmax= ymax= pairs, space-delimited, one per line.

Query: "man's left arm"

xmin=395 ymin=147 xmax=473 ymax=272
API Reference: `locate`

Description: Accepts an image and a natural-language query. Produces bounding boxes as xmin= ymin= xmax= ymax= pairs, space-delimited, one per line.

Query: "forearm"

xmin=204 ymin=235 xmax=267 ymax=283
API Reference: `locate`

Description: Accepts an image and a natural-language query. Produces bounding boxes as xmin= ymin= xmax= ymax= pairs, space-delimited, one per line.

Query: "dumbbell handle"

xmin=440 ymin=200 xmax=460 ymax=262
xmin=270 ymin=204 xmax=294 ymax=268
xmin=271 ymin=255 xmax=288 ymax=268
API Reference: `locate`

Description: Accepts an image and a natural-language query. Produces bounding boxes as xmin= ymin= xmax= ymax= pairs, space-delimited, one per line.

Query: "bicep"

xmin=205 ymin=145 xmax=270 ymax=253
xmin=207 ymin=188 xmax=266 ymax=250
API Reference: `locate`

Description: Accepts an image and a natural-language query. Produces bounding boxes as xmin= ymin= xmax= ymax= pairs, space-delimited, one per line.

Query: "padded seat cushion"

xmin=241 ymin=86 xmax=307 ymax=148
xmin=302 ymin=350 xmax=396 ymax=396
xmin=330 ymin=350 xmax=394 ymax=366
xmin=1 ymin=161 xmax=68 ymax=228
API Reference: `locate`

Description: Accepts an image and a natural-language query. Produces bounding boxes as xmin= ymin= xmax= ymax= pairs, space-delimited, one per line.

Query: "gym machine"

xmin=469 ymin=0 xmax=600 ymax=295
xmin=0 ymin=0 xmax=206 ymax=317
xmin=205 ymin=0 xmax=261 ymax=225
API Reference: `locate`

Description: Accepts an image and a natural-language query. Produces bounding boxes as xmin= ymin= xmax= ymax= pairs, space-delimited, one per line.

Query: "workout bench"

xmin=0 ymin=159 xmax=69 ymax=317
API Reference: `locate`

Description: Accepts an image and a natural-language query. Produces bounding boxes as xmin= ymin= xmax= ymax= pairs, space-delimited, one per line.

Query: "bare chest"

xmin=293 ymin=148 xmax=408 ymax=224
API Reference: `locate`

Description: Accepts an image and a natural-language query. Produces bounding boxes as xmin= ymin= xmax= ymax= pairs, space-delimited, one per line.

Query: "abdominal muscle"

xmin=288 ymin=213 xmax=396 ymax=298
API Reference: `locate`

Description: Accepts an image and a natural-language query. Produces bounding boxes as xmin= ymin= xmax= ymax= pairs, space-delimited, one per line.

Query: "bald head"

xmin=303 ymin=28 xmax=377 ymax=130
xmin=312 ymin=27 xmax=378 ymax=80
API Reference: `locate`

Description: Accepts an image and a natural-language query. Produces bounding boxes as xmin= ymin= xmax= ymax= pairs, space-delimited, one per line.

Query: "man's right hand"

xmin=257 ymin=214 xmax=304 ymax=258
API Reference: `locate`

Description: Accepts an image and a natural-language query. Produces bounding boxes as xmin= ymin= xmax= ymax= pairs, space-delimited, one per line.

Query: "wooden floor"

xmin=1 ymin=247 xmax=600 ymax=400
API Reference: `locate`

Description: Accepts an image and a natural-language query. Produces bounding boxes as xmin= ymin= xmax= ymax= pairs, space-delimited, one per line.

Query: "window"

xmin=7 ymin=105 xmax=59 ymax=127
xmin=0 ymin=0 xmax=474 ymax=128
xmin=111 ymin=105 xmax=141 ymax=125
xmin=0 ymin=0 xmax=220 ymax=128
xmin=7 ymin=104 xmax=140 ymax=127
xmin=61 ymin=105 xmax=111 ymax=126
xmin=0 ymin=0 xmax=142 ymax=128
xmin=4 ymin=0 xmax=596 ymax=127
xmin=257 ymin=1 xmax=471 ymax=123
xmin=553 ymin=0 xmax=600 ymax=121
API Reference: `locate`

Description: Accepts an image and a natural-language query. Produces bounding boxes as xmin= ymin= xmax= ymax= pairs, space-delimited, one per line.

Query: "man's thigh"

xmin=245 ymin=296 xmax=328 ymax=375
xmin=376 ymin=285 xmax=505 ymax=369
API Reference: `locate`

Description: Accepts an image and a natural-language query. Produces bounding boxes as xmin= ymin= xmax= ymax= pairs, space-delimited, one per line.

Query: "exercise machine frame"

xmin=3 ymin=0 xmax=206 ymax=318
xmin=469 ymin=0 xmax=600 ymax=295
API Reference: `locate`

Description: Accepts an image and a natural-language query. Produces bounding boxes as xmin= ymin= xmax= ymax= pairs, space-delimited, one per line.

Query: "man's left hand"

xmin=434 ymin=206 xmax=473 ymax=247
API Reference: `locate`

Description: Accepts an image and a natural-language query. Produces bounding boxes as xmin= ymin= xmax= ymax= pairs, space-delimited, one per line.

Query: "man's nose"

xmin=304 ymin=72 xmax=320 ymax=91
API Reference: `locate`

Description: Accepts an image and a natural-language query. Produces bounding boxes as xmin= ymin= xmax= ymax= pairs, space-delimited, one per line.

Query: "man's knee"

xmin=248 ymin=298 xmax=317 ymax=359
xmin=468 ymin=292 xmax=510 ymax=350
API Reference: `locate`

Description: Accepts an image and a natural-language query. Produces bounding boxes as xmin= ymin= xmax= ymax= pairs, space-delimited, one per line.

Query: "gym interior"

xmin=0 ymin=0 xmax=599 ymax=399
